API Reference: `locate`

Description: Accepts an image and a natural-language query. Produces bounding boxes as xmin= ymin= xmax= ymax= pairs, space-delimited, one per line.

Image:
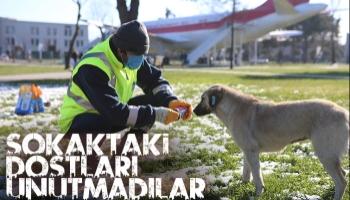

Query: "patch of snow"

xmin=205 ymin=174 xmax=216 ymax=184
xmin=0 ymin=120 xmax=16 ymax=126
xmin=282 ymin=172 xmax=300 ymax=177
xmin=174 ymin=125 xmax=190 ymax=133
xmin=146 ymin=166 xmax=211 ymax=180
xmin=218 ymin=174 xmax=232 ymax=185
xmin=309 ymin=177 xmax=321 ymax=183
xmin=153 ymin=122 xmax=169 ymax=130
xmin=169 ymin=138 xmax=181 ymax=148
xmin=20 ymin=120 xmax=37 ymax=129
xmin=196 ymin=143 xmax=227 ymax=152
xmin=260 ymin=161 xmax=278 ymax=175
xmin=197 ymin=116 xmax=223 ymax=130
xmin=291 ymin=192 xmax=321 ymax=200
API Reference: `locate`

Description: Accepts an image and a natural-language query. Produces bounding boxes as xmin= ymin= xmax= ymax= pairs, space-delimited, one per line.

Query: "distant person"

xmin=181 ymin=53 xmax=188 ymax=66
xmin=209 ymin=54 xmax=214 ymax=67
xmin=277 ymin=49 xmax=283 ymax=65
xmin=27 ymin=50 xmax=32 ymax=63
xmin=59 ymin=20 xmax=192 ymax=134
xmin=11 ymin=48 xmax=16 ymax=63
xmin=161 ymin=56 xmax=170 ymax=68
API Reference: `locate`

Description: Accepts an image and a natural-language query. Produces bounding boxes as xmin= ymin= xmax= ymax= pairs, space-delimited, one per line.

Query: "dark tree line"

xmin=288 ymin=13 xmax=341 ymax=63
xmin=258 ymin=13 xmax=342 ymax=64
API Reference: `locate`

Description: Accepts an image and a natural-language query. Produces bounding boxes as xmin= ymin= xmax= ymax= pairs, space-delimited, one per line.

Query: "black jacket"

xmin=73 ymin=59 xmax=177 ymax=129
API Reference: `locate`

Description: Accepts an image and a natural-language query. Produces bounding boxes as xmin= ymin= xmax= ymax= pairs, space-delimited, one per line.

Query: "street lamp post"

xmin=230 ymin=0 xmax=236 ymax=69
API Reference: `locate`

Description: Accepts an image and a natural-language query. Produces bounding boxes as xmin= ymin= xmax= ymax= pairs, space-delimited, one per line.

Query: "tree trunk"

xmin=330 ymin=26 xmax=336 ymax=64
xmin=302 ymin=36 xmax=308 ymax=63
xmin=116 ymin=0 xmax=139 ymax=24
xmin=65 ymin=0 xmax=82 ymax=70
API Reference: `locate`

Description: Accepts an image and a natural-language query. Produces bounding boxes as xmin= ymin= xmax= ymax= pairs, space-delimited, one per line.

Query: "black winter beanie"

xmin=111 ymin=20 xmax=150 ymax=55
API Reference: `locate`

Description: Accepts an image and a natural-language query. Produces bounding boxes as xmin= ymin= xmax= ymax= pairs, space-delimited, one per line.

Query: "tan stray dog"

xmin=193 ymin=85 xmax=349 ymax=200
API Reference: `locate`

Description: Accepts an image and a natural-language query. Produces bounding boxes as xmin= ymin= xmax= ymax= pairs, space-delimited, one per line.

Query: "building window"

xmin=80 ymin=29 xmax=84 ymax=36
xmin=64 ymin=40 xmax=68 ymax=47
xmin=64 ymin=26 xmax=72 ymax=37
xmin=5 ymin=26 xmax=15 ymax=34
xmin=53 ymin=28 xmax=57 ymax=36
xmin=47 ymin=28 xmax=51 ymax=36
xmin=31 ymin=27 xmax=39 ymax=35
xmin=81 ymin=40 xmax=84 ymax=46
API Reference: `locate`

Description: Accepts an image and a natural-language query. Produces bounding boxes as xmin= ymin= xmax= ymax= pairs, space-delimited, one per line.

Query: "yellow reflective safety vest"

xmin=58 ymin=38 xmax=138 ymax=133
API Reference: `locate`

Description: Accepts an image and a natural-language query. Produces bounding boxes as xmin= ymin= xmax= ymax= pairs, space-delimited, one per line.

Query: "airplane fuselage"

xmin=144 ymin=0 xmax=327 ymax=63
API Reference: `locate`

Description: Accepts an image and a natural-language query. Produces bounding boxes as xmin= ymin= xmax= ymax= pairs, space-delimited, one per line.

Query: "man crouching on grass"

xmin=58 ymin=20 xmax=192 ymax=136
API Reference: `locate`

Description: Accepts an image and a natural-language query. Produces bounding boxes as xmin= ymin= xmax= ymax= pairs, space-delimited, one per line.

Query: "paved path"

xmin=166 ymin=68 xmax=350 ymax=80
xmin=0 ymin=72 xmax=71 ymax=82
xmin=0 ymin=69 xmax=348 ymax=82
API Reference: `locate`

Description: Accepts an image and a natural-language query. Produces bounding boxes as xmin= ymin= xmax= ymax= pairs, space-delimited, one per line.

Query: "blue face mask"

xmin=126 ymin=55 xmax=144 ymax=69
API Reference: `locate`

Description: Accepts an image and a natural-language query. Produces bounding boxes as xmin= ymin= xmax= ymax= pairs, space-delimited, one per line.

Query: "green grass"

xmin=161 ymin=66 xmax=349 ymax=199
xmin=163 ymin=70 xmax=349 ymax=110
xmin=0 ymin=63 xmax=65 ymax=75
xmin=0 ymin=64 xmax=349 ymax=199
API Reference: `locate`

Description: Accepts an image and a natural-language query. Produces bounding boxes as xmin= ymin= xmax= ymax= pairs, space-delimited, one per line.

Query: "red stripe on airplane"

xmin=147 ymin=0 xmax=308 ymax=34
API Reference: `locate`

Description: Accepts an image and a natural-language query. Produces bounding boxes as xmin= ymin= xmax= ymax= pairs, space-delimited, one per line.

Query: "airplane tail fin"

xmin=273 ymin=0 xmax=297 ymax=15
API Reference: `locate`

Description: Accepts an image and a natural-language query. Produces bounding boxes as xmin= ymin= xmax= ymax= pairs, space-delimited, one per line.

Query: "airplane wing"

xmin=273 ymin=0 xmax=297 ymax=15
xmin=269 ymin=30 xmax=303 ymax=37
xmin=149 ymin=33 xmax=190 ymax=43
xmin=148 ymin=33 xmax=190 ymax=54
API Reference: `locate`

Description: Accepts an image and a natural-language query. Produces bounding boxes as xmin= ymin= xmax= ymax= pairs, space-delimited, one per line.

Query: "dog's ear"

xmin=209 ymin=86 xmax=223 ymax=108
xmin=209 ymin=95 xmax=217 ymax=108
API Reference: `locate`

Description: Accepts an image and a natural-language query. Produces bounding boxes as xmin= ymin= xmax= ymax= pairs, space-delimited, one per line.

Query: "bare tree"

xmin=65 ymin=0 xmax=82 ymax=70
xmin=288 ymin=14 xmax=340 ymax=63
xmin=116 ymin=0 xmax=139 ymax=24
xmin=84 ymin=0 xmax=115 ymax=41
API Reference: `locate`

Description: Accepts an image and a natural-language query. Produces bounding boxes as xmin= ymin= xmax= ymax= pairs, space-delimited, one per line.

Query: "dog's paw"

xmin=242 ymin=175 xmax=251 ymax=183
xmin=255 ymin=186 xmax=265 ymax=196
xmin=242 ymin=178 xmax=251 ymax=183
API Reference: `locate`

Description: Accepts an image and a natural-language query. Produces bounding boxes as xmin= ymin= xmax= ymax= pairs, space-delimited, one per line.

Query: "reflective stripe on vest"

xmin=66 ymin=52 xmax=116 ymax=111
xmin=59 ymin=37 xmax=138 ymax=133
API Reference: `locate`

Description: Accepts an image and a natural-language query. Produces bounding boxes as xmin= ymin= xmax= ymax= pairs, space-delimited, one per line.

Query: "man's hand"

xmin=154 ymin=107 xmax=180 ymax=125
xmin=169 ymin=100 xmax=193 ymax=121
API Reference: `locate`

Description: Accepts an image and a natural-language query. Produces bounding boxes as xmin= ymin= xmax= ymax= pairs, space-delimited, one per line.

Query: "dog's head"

xmin=193 ymin=85 xmax=224 ymax=116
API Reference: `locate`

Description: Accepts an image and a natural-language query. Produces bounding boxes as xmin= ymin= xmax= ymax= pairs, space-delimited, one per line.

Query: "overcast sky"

xmin=0 ymin=0 xmax=348 ymax=44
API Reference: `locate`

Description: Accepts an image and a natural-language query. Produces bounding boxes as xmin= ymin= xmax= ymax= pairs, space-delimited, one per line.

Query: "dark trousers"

xmin=67 ymin=94 xmax=155 ymax=134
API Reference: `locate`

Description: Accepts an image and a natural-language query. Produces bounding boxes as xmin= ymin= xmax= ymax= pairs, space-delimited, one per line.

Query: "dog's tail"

xmin=345 ymin=110 xmax=350 ymax=153
xmin=341 ymin=114 xmax=350 ymax=157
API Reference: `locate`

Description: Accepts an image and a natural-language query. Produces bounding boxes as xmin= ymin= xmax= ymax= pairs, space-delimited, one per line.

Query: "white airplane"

xmin=144 ymin=0 xmax=327 ymax=65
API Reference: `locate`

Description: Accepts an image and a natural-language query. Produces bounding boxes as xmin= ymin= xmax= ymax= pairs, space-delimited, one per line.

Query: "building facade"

xmin=345 ymin=33 xmax=349 ymax=63
xmin=0 ymin=17 xmax=88 ymax=59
